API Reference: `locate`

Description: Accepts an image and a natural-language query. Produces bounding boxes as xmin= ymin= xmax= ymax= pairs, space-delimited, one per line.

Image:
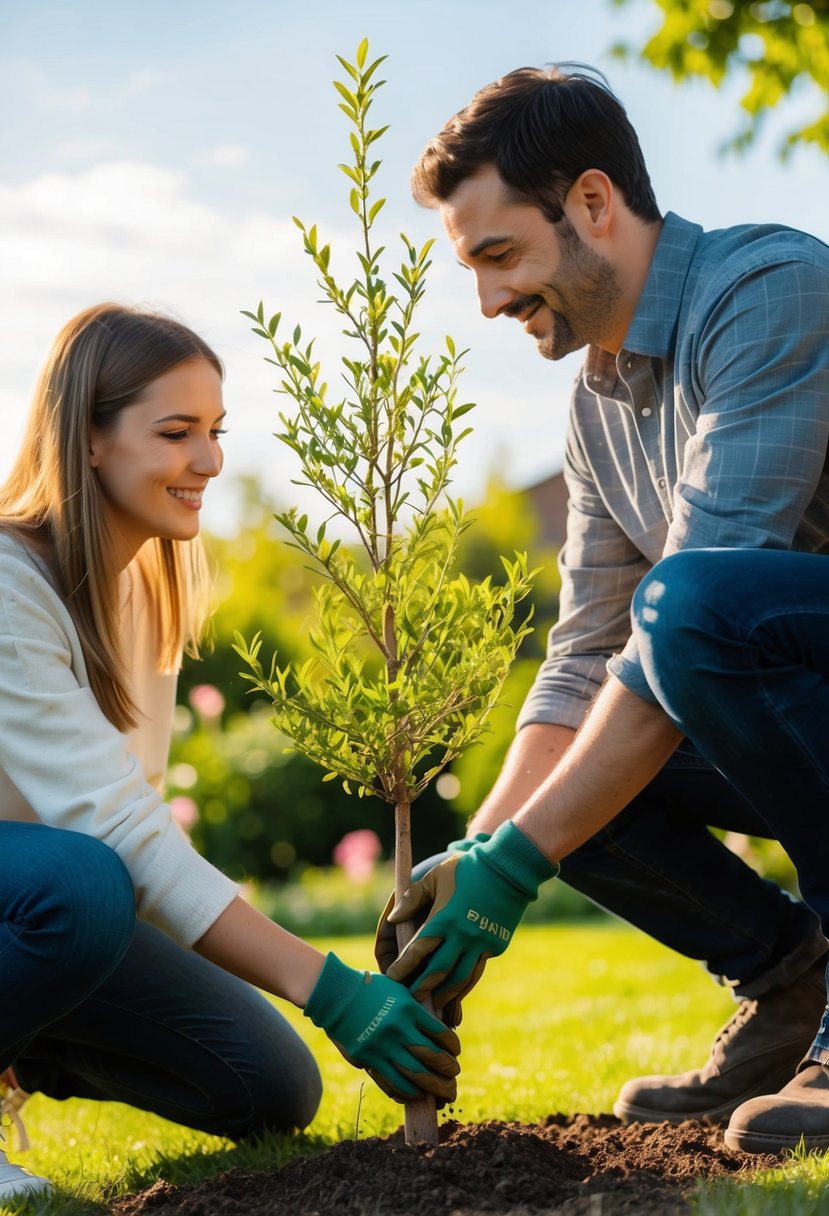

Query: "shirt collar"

xmin=621 ymin=211 xmax=703 ymax=359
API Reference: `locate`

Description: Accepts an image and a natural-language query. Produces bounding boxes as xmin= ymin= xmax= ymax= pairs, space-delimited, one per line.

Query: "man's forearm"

xmin=468 ymin=721 xmax=576 ymax=835
xmin=514 ymin=676 xmax=683 ymax=862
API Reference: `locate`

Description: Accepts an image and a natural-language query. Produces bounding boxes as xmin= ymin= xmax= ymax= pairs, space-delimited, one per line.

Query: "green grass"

xmin=3 ymin=923 xmax=828 ymax=1214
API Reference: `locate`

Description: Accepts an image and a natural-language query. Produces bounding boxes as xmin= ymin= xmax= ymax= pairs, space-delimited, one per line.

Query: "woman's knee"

xmin=10 ymin=827 xmax=136 ymax=981
xmin=242 ymin=1034 xmax=322 ymax=1137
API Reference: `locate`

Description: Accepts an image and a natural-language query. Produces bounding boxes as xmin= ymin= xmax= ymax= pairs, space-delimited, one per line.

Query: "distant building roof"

xmin=524 ymin=470 xmax=567 ymax=549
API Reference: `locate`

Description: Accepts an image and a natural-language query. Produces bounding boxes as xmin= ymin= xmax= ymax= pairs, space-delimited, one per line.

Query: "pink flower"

xmin=333 ymin=829 xmax=382 ymax=881
xmin=170 ymin=796 xmax=199 ymax=830
xmin=189 ymin=684 xmax=225 ymax=722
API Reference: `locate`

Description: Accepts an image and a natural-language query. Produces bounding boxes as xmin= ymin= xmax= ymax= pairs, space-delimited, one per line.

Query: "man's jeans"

xmin=626 ymin=547 xmax=829 ymax=1063
xmin=0 ymin=822 xmax=321 ymax=1136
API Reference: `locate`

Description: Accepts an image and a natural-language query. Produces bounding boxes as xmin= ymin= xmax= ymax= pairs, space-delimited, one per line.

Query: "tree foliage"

xmin=612 ymin=0 xmax=829 ymax=155
xmin=236 ymin=39 xmax=536 ymax=808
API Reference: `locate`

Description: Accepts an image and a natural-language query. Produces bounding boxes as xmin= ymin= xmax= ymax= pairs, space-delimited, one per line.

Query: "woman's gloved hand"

xmin=303 ymin=952 xmax=461 ymax=1104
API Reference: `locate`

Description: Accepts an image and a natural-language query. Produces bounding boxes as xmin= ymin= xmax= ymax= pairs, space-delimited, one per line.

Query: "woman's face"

xmin=89 ymin=357 xmax=225 ymax=563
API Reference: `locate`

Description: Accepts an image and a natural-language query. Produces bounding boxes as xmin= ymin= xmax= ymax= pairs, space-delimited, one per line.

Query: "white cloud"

xmin=120 ymin=66 xmax=167 ymax=100
xmin=193 ymin=144 xmax=251 ymax=169
xmin=39 ymin=84 xmax=92 ymax=111
xmin=53 ymin=136 xmax=122 ymax=162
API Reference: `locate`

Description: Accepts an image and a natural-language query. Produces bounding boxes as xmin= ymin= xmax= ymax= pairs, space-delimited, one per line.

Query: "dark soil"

xmin=110 ymin=1114 xmax=782 ymax=1216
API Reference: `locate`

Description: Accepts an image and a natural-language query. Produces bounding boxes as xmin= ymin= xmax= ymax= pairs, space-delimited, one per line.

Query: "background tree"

xmin=611 ymin=0 xmax=829 ymax=155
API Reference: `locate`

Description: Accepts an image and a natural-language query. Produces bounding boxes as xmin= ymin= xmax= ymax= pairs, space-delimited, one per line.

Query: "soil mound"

xmin=111 ymin=1114 xmax=781 ymax=1216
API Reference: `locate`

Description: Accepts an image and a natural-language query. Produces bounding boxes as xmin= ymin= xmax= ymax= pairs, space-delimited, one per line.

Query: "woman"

xmin=0 ymin=304 xmax=459 ymax=1201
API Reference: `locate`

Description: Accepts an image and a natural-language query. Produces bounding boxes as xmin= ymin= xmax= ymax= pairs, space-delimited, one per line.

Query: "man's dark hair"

xmin=411 ymin=64 xmax=661 ymax=224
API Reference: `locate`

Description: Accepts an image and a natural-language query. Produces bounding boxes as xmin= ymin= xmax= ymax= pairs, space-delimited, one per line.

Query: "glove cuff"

xmin=478 ymin=820 xmax=559 ymax=897
xmin=303 ymin=952 xmax=362 ymax=1028
xmin=448 ymin=831 xmax=491 ymax=854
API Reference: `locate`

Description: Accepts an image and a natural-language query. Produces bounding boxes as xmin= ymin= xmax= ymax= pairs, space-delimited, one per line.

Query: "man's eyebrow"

xmin=467 ymin=235 xmax=510 ymax=259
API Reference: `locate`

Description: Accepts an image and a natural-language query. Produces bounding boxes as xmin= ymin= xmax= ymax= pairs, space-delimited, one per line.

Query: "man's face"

xmin=440 ymin=163 xmax=621 ymax=360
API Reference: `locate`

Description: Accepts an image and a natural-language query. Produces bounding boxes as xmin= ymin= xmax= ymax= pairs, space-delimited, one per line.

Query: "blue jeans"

xmin=0 ymin=823 xmax=321 ymax=1136
xmin=630 ymin=547 xmax=829 ymax=1062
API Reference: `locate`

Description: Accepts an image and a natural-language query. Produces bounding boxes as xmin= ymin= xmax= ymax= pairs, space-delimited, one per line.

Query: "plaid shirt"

xmin=518 ymin=211 xmax=829 ymax=730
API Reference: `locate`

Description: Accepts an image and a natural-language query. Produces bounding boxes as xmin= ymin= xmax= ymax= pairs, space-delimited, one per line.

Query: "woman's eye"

xmin=211 ymin=428 xmax=228 ymax=439
xmin=490 ymin=250 xmax=510 ymax=264
xmin=162 ymin=429 xmax=188 ymax=441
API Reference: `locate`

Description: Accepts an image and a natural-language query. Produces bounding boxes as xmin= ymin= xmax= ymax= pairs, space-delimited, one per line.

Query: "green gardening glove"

xmin=375 ymin=833 xmax=491 ymax=974
xmin=304 ymin=952 xmax=461 ymax=1104
xmin=375 ymin=833 xmax=491 ymax=1029
xmin=385 ymin=820 xmax=559 ymax=1005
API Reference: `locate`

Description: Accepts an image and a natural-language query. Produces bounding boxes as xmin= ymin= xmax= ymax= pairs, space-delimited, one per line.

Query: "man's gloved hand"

xmin=384 ymin=820 xmax=559 ymax=1006
xmin=374 ymin=833 xmax=491 ymax=1029
xmin=303 ymin=952 xmax=461 ymax=1104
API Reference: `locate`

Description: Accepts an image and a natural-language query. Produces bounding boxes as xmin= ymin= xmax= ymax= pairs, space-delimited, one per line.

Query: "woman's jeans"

xmin=0 ymin=823 xmax=321 ymax=1137
xmin=628 ymin=547 xmax=829 ymax=1062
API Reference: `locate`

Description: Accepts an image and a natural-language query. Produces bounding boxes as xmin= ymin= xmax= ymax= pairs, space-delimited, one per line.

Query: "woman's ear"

xmin=88 ymin=431 xmax=103 ymax=469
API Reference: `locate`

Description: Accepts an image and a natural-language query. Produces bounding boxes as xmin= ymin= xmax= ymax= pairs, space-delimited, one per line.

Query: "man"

xmin=378 ymin=64 xmax=829 ymax=1154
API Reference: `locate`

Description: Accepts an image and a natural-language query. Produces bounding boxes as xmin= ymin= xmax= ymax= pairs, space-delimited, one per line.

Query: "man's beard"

xmin=535 ymin=217 xmax=622 ymax=361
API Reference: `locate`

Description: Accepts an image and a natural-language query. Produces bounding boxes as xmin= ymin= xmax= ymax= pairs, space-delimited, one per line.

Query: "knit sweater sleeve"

xmin=0 ymin=543 xmax=239 ymax=947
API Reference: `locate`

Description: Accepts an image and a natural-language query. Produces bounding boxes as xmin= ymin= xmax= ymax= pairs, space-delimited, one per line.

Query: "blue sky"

xmin=2 ymin=0 xmax=827 ymax=535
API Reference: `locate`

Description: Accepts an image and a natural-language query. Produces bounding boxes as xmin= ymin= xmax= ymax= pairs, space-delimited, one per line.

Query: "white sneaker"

xmin=0 ymin=1069 xmax=52 ymax=1201
xmin=0 ymin=1142 xmax=53 ymax=1202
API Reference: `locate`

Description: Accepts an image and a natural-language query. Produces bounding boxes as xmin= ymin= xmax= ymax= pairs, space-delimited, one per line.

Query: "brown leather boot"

xmin=613 ymin=957 xmax=827 ymax=1125
xmin=724 ymin=1064 xmax=829 ymax=1154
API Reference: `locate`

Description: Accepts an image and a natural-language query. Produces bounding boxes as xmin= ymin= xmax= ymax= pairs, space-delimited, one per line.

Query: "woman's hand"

xmin=303 ymin=953 xmax=460 ymax=1104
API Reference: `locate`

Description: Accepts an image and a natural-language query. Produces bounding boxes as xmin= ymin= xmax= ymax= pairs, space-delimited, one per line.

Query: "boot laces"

xmin=0 ymin=1069 xmax=30 ymax=1153
xmin=714 ymin=998 xmax=757 ymax=1050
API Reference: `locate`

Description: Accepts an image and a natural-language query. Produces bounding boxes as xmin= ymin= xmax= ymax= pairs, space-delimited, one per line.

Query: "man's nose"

xmin=477 ymin=273 xmax=513 ymax=320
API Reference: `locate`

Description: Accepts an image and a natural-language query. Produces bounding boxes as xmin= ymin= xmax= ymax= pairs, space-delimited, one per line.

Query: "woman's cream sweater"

xmin=0 ymin=533 xmax=238 ymax=946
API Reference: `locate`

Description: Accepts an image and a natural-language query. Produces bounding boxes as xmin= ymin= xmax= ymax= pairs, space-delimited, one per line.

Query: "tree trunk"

xmin=394 ymin=798 xmax=440 ymax=1146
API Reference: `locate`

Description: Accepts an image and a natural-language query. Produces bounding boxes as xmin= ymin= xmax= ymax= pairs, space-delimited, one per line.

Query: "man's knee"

xmin=633 ymin=551 xmax=712 ymax=644
xmin=631 ymin=549 xmax=740 ymax=723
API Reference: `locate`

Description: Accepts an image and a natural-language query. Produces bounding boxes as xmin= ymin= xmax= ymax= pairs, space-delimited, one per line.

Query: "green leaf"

xmin=356 ymin=37 xmax=369 ymax=68
xmin=335 ymin=54 xmax=360 ymax=83
xmin=333 ymin=79 xmax=358 ymax=108
xmin=368 ymin=198 xmax=386 ymax=224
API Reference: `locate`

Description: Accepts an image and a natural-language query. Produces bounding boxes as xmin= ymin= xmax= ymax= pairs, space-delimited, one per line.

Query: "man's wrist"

xmin=448 ymin=831 xmax=491 ymax=854
xmin=478 ymin=820 xmax=559 ymax=895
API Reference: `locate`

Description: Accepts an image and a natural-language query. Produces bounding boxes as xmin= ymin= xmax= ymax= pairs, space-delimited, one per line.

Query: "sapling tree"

xmin=236 ymin=38 xmax=535 ymax=1145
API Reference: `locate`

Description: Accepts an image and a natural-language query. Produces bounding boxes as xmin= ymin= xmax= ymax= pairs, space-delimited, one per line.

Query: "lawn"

xmin=5 ymin=922 xmax=829 ymax=1214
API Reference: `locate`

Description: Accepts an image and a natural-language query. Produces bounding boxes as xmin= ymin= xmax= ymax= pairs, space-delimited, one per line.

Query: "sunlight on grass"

xmin=696 ymin=1147 xmax=829 ymax=1215
xmin=2 ymin=923 xmax=824 ymax=1214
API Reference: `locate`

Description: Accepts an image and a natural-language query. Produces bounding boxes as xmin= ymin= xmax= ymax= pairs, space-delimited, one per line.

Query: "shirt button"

xmin=658 ymin=478 xmax=667 ymax=489
xmin=641 ymin=407 xmax=652 ymax=417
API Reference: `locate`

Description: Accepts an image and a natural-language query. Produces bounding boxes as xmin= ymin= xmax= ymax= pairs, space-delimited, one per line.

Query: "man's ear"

xmin=566 ymin=170 xmax=613 ymax=238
